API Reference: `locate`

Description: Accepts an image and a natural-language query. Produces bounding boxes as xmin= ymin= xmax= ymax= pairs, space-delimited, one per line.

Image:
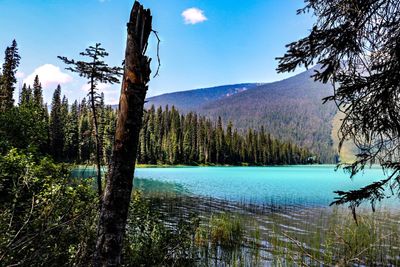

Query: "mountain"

xmin=145 ymin=69 xmax=338 ymax=163
xmin=146 ymin=83 xmax=261 ymax=113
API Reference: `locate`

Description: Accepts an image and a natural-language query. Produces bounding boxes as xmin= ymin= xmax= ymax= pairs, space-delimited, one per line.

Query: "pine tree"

xmin=277 ymin=0 xmax=400 ymax=209
xmin=154 ymin=106 xmax=163 ymax=162
xmin=103 ymin=106 xmax=116 ymax=165
xmin=19 ymin=83 xmax=32 ymax=106
xmin=0 ymin=40 xmax=20 ymax=111
xmin=59 ymin=43 xmax=122 ymax=198
xmin=79 ymin=114 xmax=91 ymax=162
xmin=216 ymin=117 xmax=225 ymax=164
xmin=42 ymin=104 xmax=50 ymax=154
xmin=49 ymin=85 xmax=65 ymax=161
xmin=65 ymin=100 xmax=79 ymax=161
xmin=30 ymin=75 xmax=49 ymax=155
xmin=32 ymin=75 xmax=43 ymax=107
xmin=96 ymin=93 xmax=108 ymax=164
xmin=60 ymin=95 xmax=69 ymax=159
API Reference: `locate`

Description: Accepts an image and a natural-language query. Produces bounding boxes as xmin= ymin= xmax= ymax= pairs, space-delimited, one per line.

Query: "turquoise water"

xmin=72 ymin=165 xmax=395 ymax=207
xmin=133 ymin=165 xmax=395 ymax=207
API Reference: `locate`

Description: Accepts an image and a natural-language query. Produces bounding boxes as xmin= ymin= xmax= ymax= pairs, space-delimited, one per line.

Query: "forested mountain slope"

xmin=146 ymin=69 xmax=337 ymax=163
xmin=200 ymin=70 xmax=337 ymax=163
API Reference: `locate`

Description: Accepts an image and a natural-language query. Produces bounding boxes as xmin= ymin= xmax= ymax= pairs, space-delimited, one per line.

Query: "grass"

xmin=196 ymin=213 xmax=245 ymax=248
xmin=145 ymin=193 xmax=400 ymax=266
xmin=267 ymin=207 xmax=400 ymax=266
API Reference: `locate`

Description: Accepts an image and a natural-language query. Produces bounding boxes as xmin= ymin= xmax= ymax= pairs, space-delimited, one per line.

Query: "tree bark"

xmin=90 ymin=66 xmax=103 ymax=201
xmin=93 ymin=2 xmax=152 ymax=266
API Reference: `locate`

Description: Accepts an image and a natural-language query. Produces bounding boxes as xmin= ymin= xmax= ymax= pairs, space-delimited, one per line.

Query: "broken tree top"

xmin=129 ymin=1 xmax=152 ymax=55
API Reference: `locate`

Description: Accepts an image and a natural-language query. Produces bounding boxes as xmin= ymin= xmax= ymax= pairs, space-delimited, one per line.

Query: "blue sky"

xmin=0 ymin=0 xmax=314 ymax=104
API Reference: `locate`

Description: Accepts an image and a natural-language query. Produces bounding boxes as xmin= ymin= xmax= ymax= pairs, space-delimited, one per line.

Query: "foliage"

xmin=277 ymin=0 xmax=400 ymax=210
xmin=197 ymin=213 xmax=244 ymax=249
xmin=0 ymin=72 xmax=48 ymax=156
xmin=32 ymin=75 xmax=44 ymax=107
xmin=0 ymin=149 xmax=98 ymax=266
xmin=50 ymin=85 xmax=65 ymax=161
xmin=138 ymin=105 xmax=315 ymax=165
xmin=151 ymin=195 xmax=400 ymax=266
xmin=0 ymin=149 xmax=202 ymax=266
xmin=0 ymin=105 xmax=48 ymax=155
xmin=58 ymin=43 xmax=122 ymax=87
xmin=278 ymin=0 xmax=400 ymax=211
xmin=0 ymin=40 xmax=20 ymax=111
xmin=59 ymin=43 xmax=123 ymax=196
xmin=122 ymin=191 xmax=199 ymax=266
xmin=0 ymin=40 xmax=315 ymax=169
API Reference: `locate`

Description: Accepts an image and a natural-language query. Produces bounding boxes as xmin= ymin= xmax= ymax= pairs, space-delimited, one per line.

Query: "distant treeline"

xmin=138 ymin=105 xmax=315 ymax=165
xmin=1 ymin=76 xmax=315 ymax=165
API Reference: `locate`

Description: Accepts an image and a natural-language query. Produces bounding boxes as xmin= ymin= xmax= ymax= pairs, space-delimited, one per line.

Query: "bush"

xmin=0 ymin=106 xmax=49 ymax=155
xmin=0 ymin=149 xmax=97 ymax=266
xmin=0 ymin=149 xmax=200 ymax=266
xmin=196 ymin=213 xmax=244 ymax=249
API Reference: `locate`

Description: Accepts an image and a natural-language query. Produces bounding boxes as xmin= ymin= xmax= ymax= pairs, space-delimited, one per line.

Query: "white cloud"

xmin=182 ymin=8 xmax=207 ymax=25
xmin=16 ymin=71 xmax=25 ymax=79
xmin=24 ymin=64 xmax=73 ymax=87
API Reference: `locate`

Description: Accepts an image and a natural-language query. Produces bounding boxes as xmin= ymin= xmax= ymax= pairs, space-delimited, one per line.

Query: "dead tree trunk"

xmin=93 ymin=2 xmax=152 ymax=266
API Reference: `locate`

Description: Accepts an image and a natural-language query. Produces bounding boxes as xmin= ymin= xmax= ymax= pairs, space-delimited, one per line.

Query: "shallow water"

xmin=146 ymin=193 xmax=400 ymax=266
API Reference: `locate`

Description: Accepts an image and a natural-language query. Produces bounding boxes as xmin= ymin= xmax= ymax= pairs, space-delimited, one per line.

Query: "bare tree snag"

xmin=93 ymin=2 xmax=152 ymax=266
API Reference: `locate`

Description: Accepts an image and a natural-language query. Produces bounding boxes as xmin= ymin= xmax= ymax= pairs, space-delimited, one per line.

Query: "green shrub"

xmin=198 ymin=213 xmax=244 ymax=248
xmin=0 ymin=148 xmax=97 ymax=266
xmin=0 ymin=149 xmax=201 ymax=266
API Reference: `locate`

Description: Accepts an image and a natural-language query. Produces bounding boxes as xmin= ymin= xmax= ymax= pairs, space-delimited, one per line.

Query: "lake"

xmin=74 ymin=165 xmax=394 ymax=208
xmin=134 ymin=165 xmax=395 ymax=207
xmin=74 ymin=165 xmax=398 ymax=207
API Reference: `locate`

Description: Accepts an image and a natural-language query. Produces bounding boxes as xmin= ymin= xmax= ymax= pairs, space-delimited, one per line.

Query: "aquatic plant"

xmin=147 ymin=194 xmax=400 ymax=266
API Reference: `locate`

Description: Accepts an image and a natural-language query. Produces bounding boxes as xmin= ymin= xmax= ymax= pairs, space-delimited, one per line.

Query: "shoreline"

xmin=74 ymin=163 xmax=336 ymax=169
xmin=73 ymin=163 xmax=385 ymax=169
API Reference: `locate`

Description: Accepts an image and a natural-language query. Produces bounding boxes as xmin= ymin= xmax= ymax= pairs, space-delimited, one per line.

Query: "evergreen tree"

xmin=61 ymin=95 xmax=69 ymax=158
xmin=65 ymin=100 xmax=79 ymax=161
xmin=29 ymin=75 xmax=49 ymax=155
xmin=42 ymin=104 xmax=50 ymax=153
xmin=0 ymin=40 xmax=20 ymax=111
xmin=102 ymin=106 xmax=116 ymax=165
xmin=277 ymin=0 xmax=400 ymax=210
xmin=32 ymin=75 xmax=43 ymax=107
xmin=59 ymin=43 xmax=122 ymax=197
xmin=19 ymin=84 xmax=32 ymax=106
xmin=49 ymin=85 xmax=65 ymax=161
xmin=79 ymin=115 xmax=91 ymax=162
